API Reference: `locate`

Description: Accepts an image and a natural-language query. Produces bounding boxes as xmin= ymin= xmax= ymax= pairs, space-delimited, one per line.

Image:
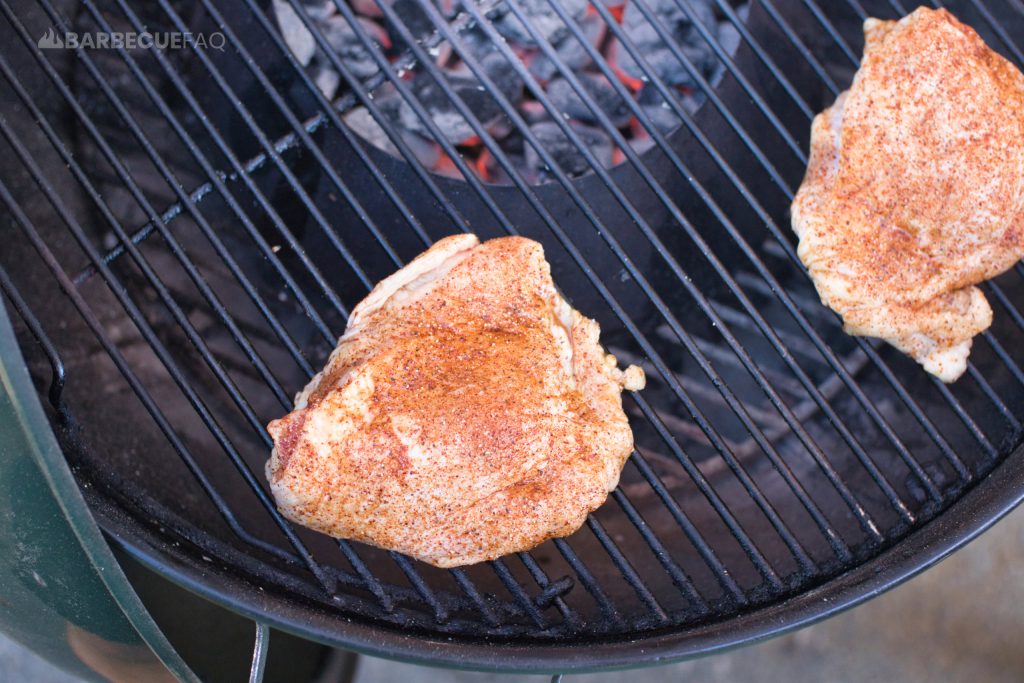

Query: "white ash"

xmin=273 ymin=0 xmax=316 ymax=66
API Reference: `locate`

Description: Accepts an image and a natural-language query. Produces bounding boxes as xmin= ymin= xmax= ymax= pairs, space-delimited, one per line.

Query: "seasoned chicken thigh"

xmin=266 ymin=234 xmax=644 ymax=567
xmin=791 ymin=8 xmax=1024 ymax=381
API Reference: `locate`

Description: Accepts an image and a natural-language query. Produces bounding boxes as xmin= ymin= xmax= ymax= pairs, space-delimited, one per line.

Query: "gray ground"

xmin=4 ymin=504 xmax=1023 ymax=682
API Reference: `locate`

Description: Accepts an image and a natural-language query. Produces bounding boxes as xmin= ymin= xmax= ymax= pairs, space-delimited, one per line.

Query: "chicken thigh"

xmin=266 ymin=234 xmax=644 ymax=567
xmin=791 ymin=8 xmax=1024 ymax=381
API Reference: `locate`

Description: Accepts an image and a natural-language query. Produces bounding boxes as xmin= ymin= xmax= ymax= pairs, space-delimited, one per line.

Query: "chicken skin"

xmin=266 ymin=234 xmax=644 ymax=567
xmin=791 ymin=8 xmax=1024 ymax=382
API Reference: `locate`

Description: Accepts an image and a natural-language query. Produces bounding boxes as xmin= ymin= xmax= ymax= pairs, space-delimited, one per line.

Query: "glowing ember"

xmin=279 ymin=0 xmax=748 ymax=184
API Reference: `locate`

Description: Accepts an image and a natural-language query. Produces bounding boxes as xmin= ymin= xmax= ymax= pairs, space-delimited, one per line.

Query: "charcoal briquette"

xmin=320 ymin=15 xmax=385 ymax=80
xmin=493 ymin=0 xmax=588 ymax=48
xmin=547 ymin=72 xmax=632 ymax=128
xmin=528 ymin=13 xmax=602 ymax=81
xmin=525 ymin=120 xmax=613 ymax=179
xmin=613 ymin=0 xmax=718 ymax=88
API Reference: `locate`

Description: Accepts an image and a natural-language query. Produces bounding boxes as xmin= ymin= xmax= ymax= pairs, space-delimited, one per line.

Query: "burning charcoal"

xmin=400 ymin=132 xmax=444 ymax=168
xmin=546 ymin=72 xmax=632 ymax=128
xmin=301 ymin=0 xmax=336 ymax=21
xmin=493 ymin=0 xmax=588 ymax=48
xmin=525 ymin=121 xmax=613 ymax=179
xmin=637 ymin=84 xmax=682 ymax=132
xmin=397 ymin=72 xmax=503 ymax=144
xmin=717 ymin=19 xmax=740 ymax=59
xmin=528 ymin=13 xmax=603 ymax=81
xmin=384 ymin=0 xmax=448 ymax=51
xmin=436 ymin=23 xmax=498 ymax=68
xmin=320 ymin=15 xmax=387 ymax=80
xmin=681 ymin=88 xmax=707 ymax=114
xmin=351 ymin=0 xmax=384 ymax=18
xmin=273 ymin=0 xmax=316 ymax=66
xmin=343 ymin=104 xmax=443 ymax=168
xmin=519 ymin=99 xmax=550 ymax=123
xmin=612 ymin=0 xmax=718 ymax=88
xmin=344 ymin=106 xmax=399 ymax=155
xmin=313 ymin=63 xmax=340 ymax=99
xmin=479 ymin=51 xmax=524 ymax=103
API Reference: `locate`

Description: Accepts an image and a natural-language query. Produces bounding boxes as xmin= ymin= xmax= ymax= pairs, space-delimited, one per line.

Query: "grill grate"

xmin=1 ymin=0 xmax=1024 ymax=665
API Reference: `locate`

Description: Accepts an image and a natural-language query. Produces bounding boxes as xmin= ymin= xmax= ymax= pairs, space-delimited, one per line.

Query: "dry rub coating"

xmin=266 ymin=234 xmax=644 ymax=567
xmin=791 ymin=8 xmax=1024 ymax=381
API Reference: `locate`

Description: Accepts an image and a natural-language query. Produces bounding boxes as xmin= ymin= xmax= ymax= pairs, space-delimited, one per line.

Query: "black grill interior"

xmin=2 ymin=0 xmax=1024 ymax=665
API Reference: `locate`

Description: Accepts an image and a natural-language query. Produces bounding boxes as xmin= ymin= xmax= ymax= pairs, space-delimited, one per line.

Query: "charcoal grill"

xmin=2 ymin=0 xmax=1024 ymax=675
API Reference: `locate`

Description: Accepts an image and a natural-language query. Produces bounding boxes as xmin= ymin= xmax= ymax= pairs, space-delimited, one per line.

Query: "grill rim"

xmin=84 ymin=430 xmax=1024 ymax=672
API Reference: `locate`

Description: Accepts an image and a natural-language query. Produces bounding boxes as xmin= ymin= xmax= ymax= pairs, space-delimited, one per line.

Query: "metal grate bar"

xmin=980 ymin=332 xmax=1024 ymax=388
xmin=661 ymin=0 xmax=806 ymax=184
xmin=148 ymin=0 xmax=412 ymax=273
xmin=989 ymin=281 xmax=1024 ymax=332
xmin=388 ymin=553 xmax=449 ymax=623
xmin=515 ymin=553 xmax=577 ymax=625
xmin=584 ymin=517 xmax=669 ymax=624
xmin=179 ymin=0 xmax=437 ymax=250
xmin=91 ymin=2 xmax=448 ymax=614
xmin=609 ymin=489 xmax=709 ymax=613
xmin=798 ymin=0 xmax=861 ymax=65
xmin=70 ymin=1 xmax=429 ymax=617
xmin=259 ymin=2 xmax=482 ymax=238
xmin=336 ymin=541 xmax=394 ymax=614
xmin=71 ymin=111 xmax=328 ymax=289
xmin=145 ymin=6 xmax=376 ymax=297
xmin=0 ymin=140 xmax=340 ymax=598
xmin=0 ymin=267 xmax=66 ymax=408
xmin=0 ymin=170 xmax=337 ymax=591
xmin=281 ymin=0 xmax=517 ymax=242
xmin=842 ymin=0 xmax=869 ymax=21
xmin=930 ymin=378 xmax=997 ymax=458
xmin=0 ymin=8 xmax=344 ymax=593
xmin=448 ymin=568 xmax=501 ymax=628
xmin=709 ymin=0 xmax=817 ymax=118
xmin=857 ymin=345 xmax=970 ymax=480
xmin=82 ymin=26 xmax=357 ymax=320
xmin=553 ymin=539 xmax=624 ymax=629
xmin=969 ymin=0 xmax=1024 ymax=64
xmin=758 ymin=0 xmax=842 ymax=95
xmin=488 ymin=559 xmax=548 ymax=629
xmin=965 ymin=365 xmax=1021 ymax=430
xmin=629 ymin=394 xmax=782 ymax=593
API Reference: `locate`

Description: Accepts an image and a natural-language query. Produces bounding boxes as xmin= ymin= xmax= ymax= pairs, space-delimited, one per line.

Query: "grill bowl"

xmin=1 ymin=0 xmax=1023 ymax=671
